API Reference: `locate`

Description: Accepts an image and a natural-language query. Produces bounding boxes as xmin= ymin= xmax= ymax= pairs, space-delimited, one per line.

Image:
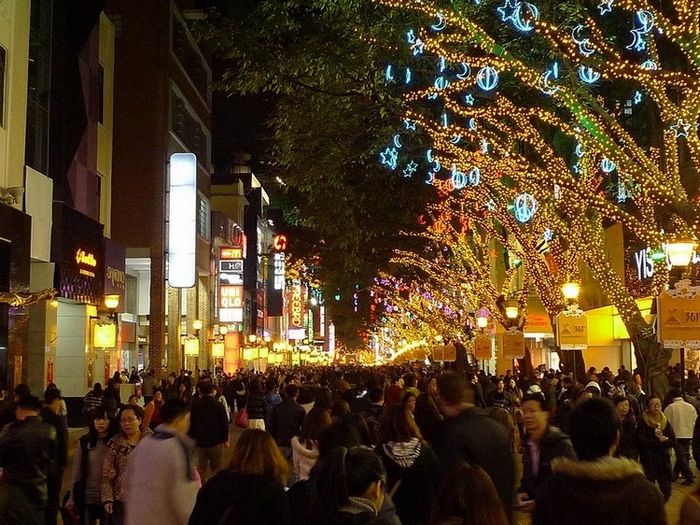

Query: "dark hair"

xmin=44 ymin=388 xmax=62 ymax=405
xmin=331 ymin=399 xmax=351 ymax=418
xmin=87 ymin=407 xmax=116 ymax=445
xmin=317 ymin=447 xmax=386 ymax=512
xmin=342 ymin=414 xmax=373 ymax=447
xmin=403 ymin=374 xmax=417 ymax=388
xmin=118 ymin=404 xmax=144 ymax=423
xmin=669 ymin=388 xmax=682 ymax=399
xmin=300 ymin=406 xmax=332 ymax=449
xmin=93 ymin=383 xmax=103 ymax=394
xmin=379 ymin=404 xmax=422 ymax=444
xmin=646 ymin=396 xmax=661 ymax=408
xmin=429 ymin=462 xmax=508 ymax=525
xmin=568 ymin=397 xmax=621 ymax=461
xmin=314 ymin=388 xmax=333 ymax=410
xmin=437 ymin=372 xmax=473 ymax=405
xmin=200 ymin=383 xmax=216 ymax=396
xmin=285 ymin=384 xmax=300 ymax=399
xmin=368 ymin=386 xmax=384 ymax=404
xmin=612 ymin=394 xmax=629 ymax=406
xmin=414 ymin=392 xmax=440 ymax=417
xmin=402 ymin=391 xmax=417 ymax=405
xmin=14 ymin=383 xmax=31 ymax=398
xmin=159 ymin=399 xmax=191 ymax=424
xmin=521 ymin=392 xmax=547 ymax=411
xmin=265 ymin=379 xmax=278 ymax=392
xmin=17 ymin=394 xmax=42 ymax=412
xmin=318 ymin=422 xmax=362 ymax=459
xmin=249 ymin=380 xmax=262 ymax=394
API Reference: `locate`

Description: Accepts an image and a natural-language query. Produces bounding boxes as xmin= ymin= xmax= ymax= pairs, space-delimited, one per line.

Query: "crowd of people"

xmin=2 ymin=362 xmax=700 ymax=524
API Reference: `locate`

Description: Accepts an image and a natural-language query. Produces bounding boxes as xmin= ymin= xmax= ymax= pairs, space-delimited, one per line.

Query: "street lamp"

xmin=192 ymin=319 xmax=203 ymax=336
xmin=219 ymin=325 xmax=229 ymax=336
xmin=504 ymin=301 xmax=519 ymax=320
xmin=248 ymin=334 xmax=258 ymax=344
xmin=667 ymin=240 xmax=696 ymax=268
xmin=476 ymin=308 xmax=490 ymax=330
xmin=561 ymin=282 xmax=581 ymax=302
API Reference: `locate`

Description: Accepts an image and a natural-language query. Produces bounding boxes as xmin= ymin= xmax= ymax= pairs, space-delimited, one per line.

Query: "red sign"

xmin=273 ymin=235 xmax=288 ymax=252
xmin=219 ymin=285 xmax=244 ymax=308
xmin=220 ymin=247 xmax=243 ymax=260
xmin=47 ymin=358 xmax=54 ymax=385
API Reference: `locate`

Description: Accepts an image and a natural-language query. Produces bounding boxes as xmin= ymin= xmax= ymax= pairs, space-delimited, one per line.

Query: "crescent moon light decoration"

xmin=571 ymin=25 xmax=595 ymax=57
xmin=456 ymin=63 xmax=472 ymax=80
xmin=578 ymin=65 xmax=601 ymax=84
xmin=431 ymin=12 xmax=447 ymax=32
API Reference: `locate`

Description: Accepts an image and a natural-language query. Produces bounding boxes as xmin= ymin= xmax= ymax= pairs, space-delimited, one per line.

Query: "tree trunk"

xmin=556 ymin=349 xmax=586 ymax=384
xmin=517 ymin=346 xmax=535 ymax=378
xmin=633 ymin=332 xmax=672 ymax=399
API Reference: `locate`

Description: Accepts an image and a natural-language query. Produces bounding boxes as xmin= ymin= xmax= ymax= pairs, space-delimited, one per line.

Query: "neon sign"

xmin=76 ymin=249 xmax=97 ymax=267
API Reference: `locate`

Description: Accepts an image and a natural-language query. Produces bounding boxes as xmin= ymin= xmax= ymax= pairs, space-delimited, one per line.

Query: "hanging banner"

xmin=502 ymin=329 xmax=525 ymax=359
xmin=443 ymin=344 xmax=457 ymax=362
xmin=556 ymin=309 xmax=589 ymax=350
xmin=474 ymin=335 xmax=492 ymax=359
xmin=432 ymin=346 xmax=445 ymax=361
xmin=657 ymin=282 xmax=700 ymax=349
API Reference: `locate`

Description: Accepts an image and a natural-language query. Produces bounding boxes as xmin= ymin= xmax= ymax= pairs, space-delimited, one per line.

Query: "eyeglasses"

xmin=120 ymin=416 xmax=139 ymax=423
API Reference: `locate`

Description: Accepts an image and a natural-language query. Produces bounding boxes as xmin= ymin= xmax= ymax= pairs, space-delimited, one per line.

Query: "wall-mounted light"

xmin=248 ymin=334 xmax=258 ymax=344
xmin=219 ymin=325 xmax=229 ymax=336
xmin=211 ymin=341 xmax=225 ymax=358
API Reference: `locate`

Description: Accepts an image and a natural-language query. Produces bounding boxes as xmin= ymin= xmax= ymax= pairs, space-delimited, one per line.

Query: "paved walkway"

xmin=60 ymin=425 xmax=695 ymax=525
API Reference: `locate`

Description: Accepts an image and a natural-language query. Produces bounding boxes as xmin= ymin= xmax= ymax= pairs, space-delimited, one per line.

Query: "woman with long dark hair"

xmin=292 ymin=406 xmax=332 ymax=481
xmin=613 ymin=394 xmax=638 ymax=460
xmin=66 ymin=407 xmax=117 ymax=524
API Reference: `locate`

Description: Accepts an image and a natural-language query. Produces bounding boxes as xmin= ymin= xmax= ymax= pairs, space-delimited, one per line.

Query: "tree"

xmin=372 ymin=0 xmax=700 ymax=395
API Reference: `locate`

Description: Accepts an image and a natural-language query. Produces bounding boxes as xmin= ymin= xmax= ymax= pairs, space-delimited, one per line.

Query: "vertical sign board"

xmin=219 ymin=247 xmax=244 ymax=322
xmin=657 ymin=286 xmax=700 ymax=349
xmin=288 ymin=284 xmax=306 ymax=340
xmin=502 ymin=329 xmax=526 ymax=359
xmin=268 ymin=251 xmax=285 ymax=317
xmin=474 ymin=335 xmax=492 ymax=359
xmin=168 ymin=153 xmax=197 ymax=288
xmin=555 ymin=311 xmax=589 ymax=350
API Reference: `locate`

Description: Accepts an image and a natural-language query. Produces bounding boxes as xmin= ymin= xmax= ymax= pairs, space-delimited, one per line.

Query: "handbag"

xmin=235 ymin=407 xmax=249 ymax=428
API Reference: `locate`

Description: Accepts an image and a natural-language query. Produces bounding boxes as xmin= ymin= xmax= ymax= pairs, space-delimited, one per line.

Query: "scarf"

xmin=338 ymin=496 xmax=378 ymax=516
xmin=382 ymin=437 xmax=421 ymax=468
xmin=642 ymin=410 xmax=668 ymax=431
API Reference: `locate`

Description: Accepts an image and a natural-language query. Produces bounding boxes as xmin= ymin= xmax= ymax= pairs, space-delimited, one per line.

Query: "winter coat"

xmin=247 ymin=391 xmax=267 ymax=420
xmin=0 ymin=416 xmax=57 ymax=525
xmin=537 ymin=456 xmax=667 ymax=525
xmin=268 ymin=398 xmax=306 ymax=448
xmin=376 ymin=438 xmax=441 ymax=525
xmin=101 ymin=428 xmax=153 ymax=504
xmin=124 ymin=424 xmax=199 ymax=525
xmin=637 ymin=415 xmax=676 ymax=480
xmin=188 ymin=395 xmax=229 ymax=448
xmin=291 ymin=437 xmax=320 ymax=481
xmin=617 ymin=415 xmax=639 ymax=460
xmin=433 ymin=407 xmax=516 ymax=520
xmin=519 ymin=425 xmax=575 ymax=502
xmin=188 ymin=471 xmax=291 ymax=525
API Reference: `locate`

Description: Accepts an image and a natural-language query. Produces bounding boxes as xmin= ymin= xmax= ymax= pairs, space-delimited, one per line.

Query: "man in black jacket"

xmin=0 ymin=395 xmax=57 ymax=525
xmin=268 ymin=384 xmax=306 ymax=486
xmin=188 ymin=383 xmax=229 ymax=483
xmin=40 ymin=389 xmax=69 ymax=525
xmin=515 ymin=393 xmax=575 ymax=524
xmin=434 ymin=372 xmax=515 ymax=520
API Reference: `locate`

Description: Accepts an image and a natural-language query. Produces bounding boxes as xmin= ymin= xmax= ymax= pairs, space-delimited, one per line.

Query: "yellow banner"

xmin=502 ymin=330 xmax=525 ymax=359
xmin=474 ymin=335 xmax=492 ymax=359
xmin=658 ymin=288 xmax=700 ymax=348
xmin=556 ymin=311 xmax=589 ymax=350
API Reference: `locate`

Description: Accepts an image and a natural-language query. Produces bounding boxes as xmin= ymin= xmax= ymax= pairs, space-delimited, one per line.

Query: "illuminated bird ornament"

xmin=671 ymin=119 xmax=692 ymax=138
xmin=431 ymin=12 xmax=447 ymax=31
xmin=456 ymin=63 xmax=472 ymax=80
xmin=403 ymin=161 xmax=418 ymax=178
xmin=600 ymin=158 xmax=616 ymax=173
xmin=572 ymin=25 xmax=595 ymax=57
xmin=598 ymin=0 xmax=614 ymax=15
xmin=476 ymin=66 xmax=499 ymax=91
xmin=513 ymin=193 xmax=538 ymax=223
xmin=379 ymin=147 xmax=399 ymax=170
xmin=578 ymin=65 xmax=601 ymax=84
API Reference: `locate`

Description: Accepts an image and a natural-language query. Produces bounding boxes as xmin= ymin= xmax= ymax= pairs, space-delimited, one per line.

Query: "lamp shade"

xmin=667 ymin=241 xmax=696 ymax=268
xmin=104 ymin=294 xmax=120 ymax=310
xmin=561 ymin=282 xmax=581 ymax=300
xmin=476 ymin=308 xmax=490 ymax=329
xmin=504 ymin=302 xmax=519 ymax=319
xmin=211 ymin=341 xmax=225 ymax=357
xmin=243 ymin=347 xmax=258 ymax=361
xmin=184 ymin=338 xmax=199 ymax=356
xmin=219 ymin=325 xmax=229 ymax=336
xmin=192 ymin=319 xmax=203 ymax=331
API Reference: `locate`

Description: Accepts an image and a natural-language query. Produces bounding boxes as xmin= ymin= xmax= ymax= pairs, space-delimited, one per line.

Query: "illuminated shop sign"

xmin=273 ymin=253 xmax=285 ymax=291
xmin=289 ymin=284 xmax=305 ymax=329
xmin=76 ymin=248 xmax=97 ymax=278
xmin=219 ymin=285 xmax=244 ymax=309
xmin=168 ymin=153 xmax=197 ymax=288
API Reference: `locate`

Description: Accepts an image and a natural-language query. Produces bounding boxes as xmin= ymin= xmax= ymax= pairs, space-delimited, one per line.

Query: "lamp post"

xmin=561 ymin=281 xmax=581 ymax=382
xmin=667 ymin=239 xmax=697 ymax=397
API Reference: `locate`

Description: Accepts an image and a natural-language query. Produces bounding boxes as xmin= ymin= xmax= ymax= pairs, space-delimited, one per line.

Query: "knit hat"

xmin=585 ymin=381 xmax=602 ymax=394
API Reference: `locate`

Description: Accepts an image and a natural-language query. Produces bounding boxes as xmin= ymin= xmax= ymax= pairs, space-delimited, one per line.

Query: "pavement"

xmin=60 ymin=424 xmax=694 ymax=525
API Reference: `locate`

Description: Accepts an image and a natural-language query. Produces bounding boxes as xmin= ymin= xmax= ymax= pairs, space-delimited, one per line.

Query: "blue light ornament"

xmin=513 ymin=193 xmax=538 ymax=223
xmin=476 ymin=66 xmax=499 ymax=91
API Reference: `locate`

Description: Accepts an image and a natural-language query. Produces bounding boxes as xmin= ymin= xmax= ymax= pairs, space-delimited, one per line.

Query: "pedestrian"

xmin=428 ymin=462 xmax=509 ymax=525
xmin=83 ymin=383 xmax=105 ymax=420
xmin=66 ymin=407 xmax=116 ymax=525
xmin=0 ymin=394 xmax=57 ymax=525
xmin=246 ymin=379 xmax=267 ymax=430
xmin=40 ymin=387 xmax=70 ymax=525
xmin=101 ymin=405 xmax=152 ymax=525
xmin=188 ymin=429 xmax=291 ymax=525
xmin=613 ymin=394 xmax=639 ymax=460
xmin=537 ymin=397 xmax=666 ymax=525
xmin=664 ymin=388 xmax=697 ymax=485
xmin=142 ymin=389 xmax=164 ymax=430
xmin=123 ymin=400 xmax=199 ymax=525
xmin=188 ymin=382 xmax=230 ymax=483
xmin=638 ymin=396 xmax=677 ymax=501
xmin=0 ymin=383 xmax=31 ymax=431
xmin=433 ymin=372 xmax=515 ymax=520
xmin=679 ymin=478 xmax=700 ymax=524
xmin=291 ymin=406 xmax=332 ymax=481
xmin=268 ymin=383 xmax=306 ymax=486
xmin=141 ymin=370 xmax=155 ymax=404
xmin=514 ymin=392 xmax=575 ymax=524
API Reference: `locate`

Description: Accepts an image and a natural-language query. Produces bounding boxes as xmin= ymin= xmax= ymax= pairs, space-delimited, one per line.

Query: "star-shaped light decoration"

xmin=486 ymin=199 xmax=496 ymax=211
xmin=402 ymin=160 xmax=418 ymax=178
xmin=403 ymin=119 xmax=417 ymax=131
xmin=597 ymin=0 xmax=613 ymax=15
xmin=671 ymin=119 xmax=692 ymax=138
xmin=543 ymin=228 xmax=554 ymax=241
xmin=464 ymin=94 xmax=475 ymax=106
xmin=379 ymin=147 xmax=399 ymax=170
xmin=633 ymin=91 xmax=643 ymax=105
xmin=497 ymin=0 xmax=520 ymax=25
xmin=480 ymin=139 xmax=489 ymax=154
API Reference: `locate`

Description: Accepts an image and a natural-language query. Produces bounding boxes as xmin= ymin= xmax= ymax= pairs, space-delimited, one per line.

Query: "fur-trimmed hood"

xmin=551 ymin=456 xmax=645 ymax=481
